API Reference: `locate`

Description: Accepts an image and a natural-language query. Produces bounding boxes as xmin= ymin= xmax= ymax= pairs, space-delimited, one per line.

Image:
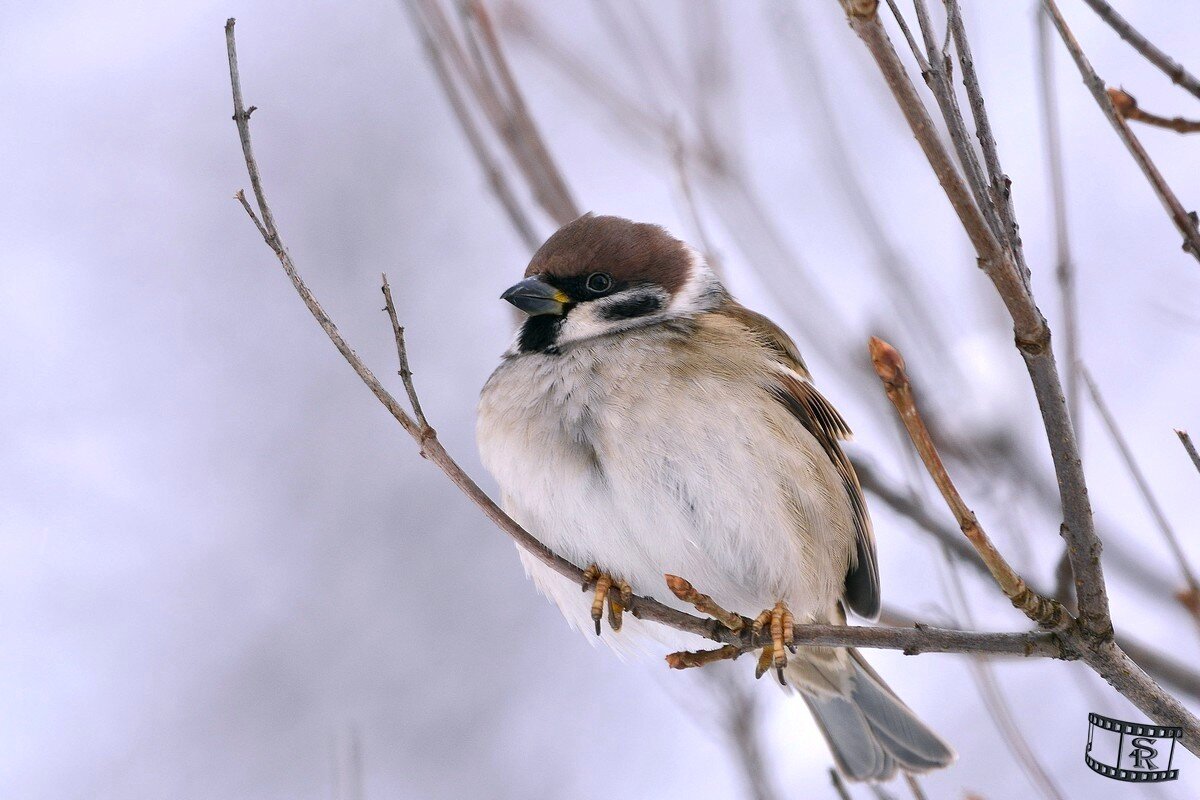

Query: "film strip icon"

xmin=1085 ymin=712 xmax=1181 ymax=782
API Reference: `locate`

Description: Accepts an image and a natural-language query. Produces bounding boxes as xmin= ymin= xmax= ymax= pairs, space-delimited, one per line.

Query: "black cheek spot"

xmin=601 ymin=294 xmax=664 ymax=321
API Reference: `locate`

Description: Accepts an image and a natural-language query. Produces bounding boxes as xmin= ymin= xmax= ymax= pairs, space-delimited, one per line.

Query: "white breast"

xmin=476 ymin=319 xmax=855 ymax=655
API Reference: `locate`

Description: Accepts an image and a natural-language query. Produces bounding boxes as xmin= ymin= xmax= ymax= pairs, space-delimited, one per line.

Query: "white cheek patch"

xmin=555 ymin=286 xmax=668 ymax=347
xmin=669 ymin=246 xmax=723 ymax=316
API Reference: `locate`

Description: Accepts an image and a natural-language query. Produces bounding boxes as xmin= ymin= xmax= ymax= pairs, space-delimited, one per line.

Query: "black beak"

xmin=501 ymin=276 xmax=570 ymax=316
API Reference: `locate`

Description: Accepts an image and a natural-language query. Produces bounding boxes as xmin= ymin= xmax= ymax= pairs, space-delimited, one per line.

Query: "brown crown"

xmin=525 ymin=213 xmax=691 ymax=295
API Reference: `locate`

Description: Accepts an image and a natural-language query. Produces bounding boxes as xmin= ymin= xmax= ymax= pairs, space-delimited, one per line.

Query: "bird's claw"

xmin=582 ymin=564 xmax=632 ymax=634
xmin=752 ymin=601 xmax=794 ymax=685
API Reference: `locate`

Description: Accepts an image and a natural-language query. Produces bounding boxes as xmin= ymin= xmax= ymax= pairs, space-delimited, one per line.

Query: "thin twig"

xmin=883 ymin=0 xmax=931 ymax=74
xmin=1108 ymin=87 xmax=1200 ymax=134
xmin=1037 ymin=6 xmax=1082 ymax=610
xmin=1035 ymin=7 xmax=1081 ymax=440
xmin=911 ymin=0 xmax=1007 ymax=247
xmin=1042 ymin=0 xmax=1200 ymax=261
xmin=381 ymin=274 xmax=430 ymax=433
xmin=1077 ymin=0 xmax=1200 ymax=101
xmin=1177 ymin=429 xmax=1200 ymax=476
xmin=870 ymin=337 xmax=1068 ymax=628
xmin=945 ymin=0 xmax=1030 ymax=281
xmin=1082 ymin=369 xmax=1200 ymax=626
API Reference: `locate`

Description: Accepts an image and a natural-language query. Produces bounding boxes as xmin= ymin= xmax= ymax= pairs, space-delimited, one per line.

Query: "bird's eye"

xmin=586 ymin=272 xmax=613 ymax=294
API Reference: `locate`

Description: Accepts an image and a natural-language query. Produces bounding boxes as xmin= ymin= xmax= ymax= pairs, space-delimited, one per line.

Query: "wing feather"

xmin=714 ymin=300 xmax=880 ymax=620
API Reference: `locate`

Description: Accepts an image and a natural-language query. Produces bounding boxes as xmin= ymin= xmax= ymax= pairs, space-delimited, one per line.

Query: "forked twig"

xmin=837 ymin=0 xmax=1109 ymax=641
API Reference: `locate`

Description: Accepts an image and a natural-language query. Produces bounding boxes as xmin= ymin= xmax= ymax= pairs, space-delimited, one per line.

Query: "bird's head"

xmin=502 ymin=213 xmax=723 ymax=353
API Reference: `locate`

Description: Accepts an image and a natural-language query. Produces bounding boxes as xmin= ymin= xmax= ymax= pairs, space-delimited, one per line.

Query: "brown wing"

xmin=714 ymin=300 xmax=881 ymax=620
xmin=716 ymin=300 xmax=812 ymax=378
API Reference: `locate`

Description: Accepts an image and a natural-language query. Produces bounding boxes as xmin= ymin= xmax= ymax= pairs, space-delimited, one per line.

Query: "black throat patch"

xmin=518 ymin=315 xmax=564 ymax=354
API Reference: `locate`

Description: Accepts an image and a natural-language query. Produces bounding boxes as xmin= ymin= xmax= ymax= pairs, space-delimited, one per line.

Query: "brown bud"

xmin=868 ymin=336 xmax=908 ymax=388
xmin=664 ymin=574 xmax=696 ymax=602
xmin=1107 ymin=87 xmax=1138 ymax=117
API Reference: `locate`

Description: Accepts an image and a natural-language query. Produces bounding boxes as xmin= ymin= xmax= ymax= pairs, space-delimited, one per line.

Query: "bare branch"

xmin=870 ymin=337 xmax=1068 ymax=628
xmin=911 ymin=0 xmax=1007 ymax=247
xmin=1077 ymin=0 xmax=1200 ymax=101
xmin=945 ymin=0 xmax=1030 ymax=279
xmin=1042 ymin=0 xmax=1200 ymax=262
xmin=1108 ymin=87 xmax=1200 ymax=134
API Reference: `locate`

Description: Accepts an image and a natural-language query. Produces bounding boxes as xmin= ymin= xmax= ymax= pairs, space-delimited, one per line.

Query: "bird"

xmin=476 ymin=213 xmax=955 ymax=782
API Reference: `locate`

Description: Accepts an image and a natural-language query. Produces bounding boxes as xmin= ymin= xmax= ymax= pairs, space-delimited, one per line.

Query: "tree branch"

xmin=836 ymin=0 xmax=1111 ymax=639
xmin=835 ymin=0 xmax=1200 ymax=750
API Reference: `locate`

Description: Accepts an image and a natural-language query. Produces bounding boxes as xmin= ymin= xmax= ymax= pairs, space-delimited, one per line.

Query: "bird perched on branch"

xmin=476 ymin=213 xmax=954 ymax=782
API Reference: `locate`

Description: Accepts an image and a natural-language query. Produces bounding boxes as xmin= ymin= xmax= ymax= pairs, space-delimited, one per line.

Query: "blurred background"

xmin=3 ymin=1 xmax=1200 ymax=797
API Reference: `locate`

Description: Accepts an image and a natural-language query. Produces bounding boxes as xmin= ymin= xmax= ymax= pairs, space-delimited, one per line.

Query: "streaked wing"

xmin=714 ymin=300 xmax=881 ymax=620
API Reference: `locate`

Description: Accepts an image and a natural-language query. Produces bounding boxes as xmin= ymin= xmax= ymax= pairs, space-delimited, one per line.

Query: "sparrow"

xmin=476 ymin=214 xmax=954 ymax=781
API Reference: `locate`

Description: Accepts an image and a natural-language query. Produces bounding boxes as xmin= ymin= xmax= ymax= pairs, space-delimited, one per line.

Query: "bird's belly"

xmin=477 ymin=353 xmax=847 ymax=631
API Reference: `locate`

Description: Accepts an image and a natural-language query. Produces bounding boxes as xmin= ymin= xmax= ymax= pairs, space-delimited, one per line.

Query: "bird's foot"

xmin=751 ymin=601 xmax=795 ymax=685
xmin=581 ymin=564 xmax=633 ymax=635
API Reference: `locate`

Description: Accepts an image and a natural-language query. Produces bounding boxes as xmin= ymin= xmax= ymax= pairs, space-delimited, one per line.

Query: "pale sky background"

xmin=3 ymin=1 xmax=1200 ymax=798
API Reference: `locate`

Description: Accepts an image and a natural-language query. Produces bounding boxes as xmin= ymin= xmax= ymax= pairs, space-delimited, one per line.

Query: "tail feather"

xmin=802 ymin=693 xmax=895 ymax=782
xmin=792 ymin=648 xmax=955 ymax=782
